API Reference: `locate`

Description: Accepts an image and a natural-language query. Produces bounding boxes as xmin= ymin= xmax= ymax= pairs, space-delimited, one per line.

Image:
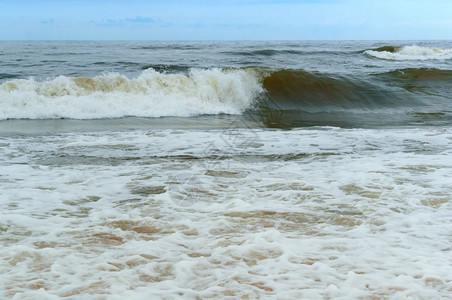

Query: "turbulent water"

xmin=1 ymin=41 xmax=452 ymax=298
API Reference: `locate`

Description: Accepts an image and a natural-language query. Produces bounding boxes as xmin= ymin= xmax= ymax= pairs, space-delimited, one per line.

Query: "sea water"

xmin=1 ymin=41 xmax=451 ymax=299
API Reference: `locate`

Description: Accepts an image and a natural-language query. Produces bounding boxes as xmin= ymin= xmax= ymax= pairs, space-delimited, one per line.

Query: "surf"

xmin=1 ymin=67 xmax=450 ymax=122
xmin=364 ymin=45 xmax=452 ymax=60
xmin=0 ymin=68 xmax=263 ymax=120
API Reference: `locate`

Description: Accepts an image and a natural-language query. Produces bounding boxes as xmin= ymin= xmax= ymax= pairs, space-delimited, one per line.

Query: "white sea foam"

xmin=0 ymin=68 xmax=263 ymax=120
xmin=365 ymin=45 xmax=452 ymax=60
xmin=1 ymin=127 xmax=451 ymax=298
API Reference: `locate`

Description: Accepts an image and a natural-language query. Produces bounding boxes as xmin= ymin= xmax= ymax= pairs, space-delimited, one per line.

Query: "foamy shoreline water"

xmin=1 ymin=127 xmax=451 ymax=298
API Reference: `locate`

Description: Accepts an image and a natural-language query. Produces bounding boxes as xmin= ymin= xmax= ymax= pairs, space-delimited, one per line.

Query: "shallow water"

xmin=1 ymin=126 xmax=452 ymax=298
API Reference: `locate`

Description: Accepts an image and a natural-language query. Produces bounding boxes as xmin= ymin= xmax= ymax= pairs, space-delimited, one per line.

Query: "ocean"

xmin=1 ymin=41 xmax=451 ymax=298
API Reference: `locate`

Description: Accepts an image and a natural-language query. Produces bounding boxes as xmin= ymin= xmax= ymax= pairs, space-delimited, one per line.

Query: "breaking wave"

xmin=0 ymin=67 xmax=451 ymax=120
xmin=0 ymin=68 xmax=263 ymax=120
xmin=365 ymin=45 xmax=452 ymax=60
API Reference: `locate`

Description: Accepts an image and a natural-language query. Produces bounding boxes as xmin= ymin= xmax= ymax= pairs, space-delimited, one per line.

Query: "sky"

xmin=0 ymin=0 xmax=451 ymax=40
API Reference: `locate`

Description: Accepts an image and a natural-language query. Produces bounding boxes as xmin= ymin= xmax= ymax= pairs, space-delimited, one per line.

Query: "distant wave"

xmin=364 ymin=45 xmax=452 ymax=60
xmin=140 ymin=64 xmax=191 ymax=72
xmin=379 ymin=68 xmax=452 ymax=81
xmin=375 ymin=68 xmax=452 ymax=98
xmin=222 ymin=49 xmax=348 ymax=57
xmin=221 ymin=49 xmax=305 ymax=56
xmin=1 ymin=67 xmax=450 ymax=120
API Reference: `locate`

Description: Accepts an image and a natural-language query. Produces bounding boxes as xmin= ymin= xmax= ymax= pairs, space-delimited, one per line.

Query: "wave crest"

xmin=365 ymin=45 xmax=452 ymax=60
xmin=1 ymin=67 xmax=450 ymax=121
xmin=0 ymin=68 xmax=263 ymax=120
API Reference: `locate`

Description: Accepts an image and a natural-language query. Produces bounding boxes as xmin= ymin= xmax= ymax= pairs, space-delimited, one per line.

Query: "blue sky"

xmin=0 ymin=0 xmax=451 ymax=40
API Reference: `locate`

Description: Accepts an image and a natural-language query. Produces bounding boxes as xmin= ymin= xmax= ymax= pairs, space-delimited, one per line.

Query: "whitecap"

xmin=365 ymin=45 xmax=452 ymax=61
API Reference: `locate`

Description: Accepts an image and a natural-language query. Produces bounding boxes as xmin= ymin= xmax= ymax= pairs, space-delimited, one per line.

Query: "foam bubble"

xmin=0 ymin=68 xmax=264 ymax=120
